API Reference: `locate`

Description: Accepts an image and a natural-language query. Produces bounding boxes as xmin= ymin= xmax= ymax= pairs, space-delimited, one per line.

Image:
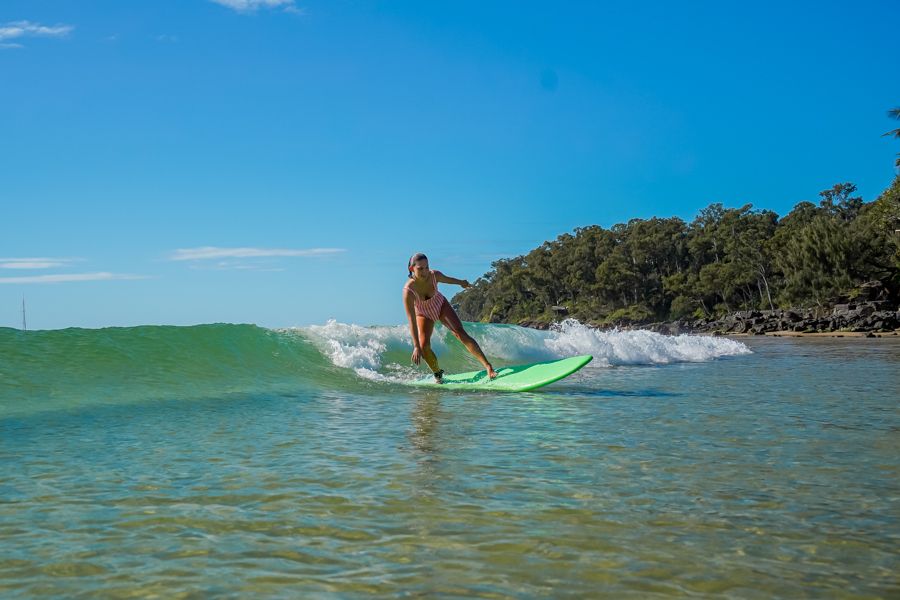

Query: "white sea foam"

xmin=543 ymin=319 xmax=752 ymax=367
xmin=298 ymin=319 xmax=751 ymax=381
xmin=301 ymin=320 xmax=414 ymax=382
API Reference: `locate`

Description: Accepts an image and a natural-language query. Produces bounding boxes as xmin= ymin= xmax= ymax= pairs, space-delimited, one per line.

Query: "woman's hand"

xmin=411 ymin=346 xmax=422 ymax=365
xmin=460 ymin=279 xmax=471 ymax=289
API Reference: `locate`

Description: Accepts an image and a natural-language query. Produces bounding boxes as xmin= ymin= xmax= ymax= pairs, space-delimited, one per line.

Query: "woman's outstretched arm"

xmin=433 ymin=270 xmax=471 ymax=288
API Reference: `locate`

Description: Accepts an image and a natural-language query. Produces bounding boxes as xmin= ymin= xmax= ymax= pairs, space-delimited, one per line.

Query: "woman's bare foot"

xmin=487 ymin=365 xmax=497 ymax=379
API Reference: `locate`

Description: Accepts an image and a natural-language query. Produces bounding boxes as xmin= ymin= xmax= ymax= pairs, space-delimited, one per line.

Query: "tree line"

xmin=452 ymin=177 xmax=900 ymax=325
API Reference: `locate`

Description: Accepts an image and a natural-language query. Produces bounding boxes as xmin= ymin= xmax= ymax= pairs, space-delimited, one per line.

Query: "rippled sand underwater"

xmin=1 ymin=325 xmax=898 ymax=597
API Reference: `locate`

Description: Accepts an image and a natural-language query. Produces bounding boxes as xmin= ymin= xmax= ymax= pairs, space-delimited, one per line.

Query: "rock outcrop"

xmin=516 ymin=301 xmax=900 ymax=335
xmin=633 ymin=302 xmax=900 ymax=335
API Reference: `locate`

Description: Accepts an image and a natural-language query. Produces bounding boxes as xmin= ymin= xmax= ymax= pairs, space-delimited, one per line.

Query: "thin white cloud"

xmin=0 ymin=260 xmax=65 ymax=269
xmin=0 ymin=21 xmax=74 ymax=48
xmin=170 ymin=247 xmax=346 ymax=261
xmin=0 ymin=257 xmax=80 ymax=270
xmin=0 ymin=272 xmax=150 ymax=284
xmin=189 ymin=261 xmax=287 ymax=271
xmin=209 ymin=0 xmax=303 ymax=14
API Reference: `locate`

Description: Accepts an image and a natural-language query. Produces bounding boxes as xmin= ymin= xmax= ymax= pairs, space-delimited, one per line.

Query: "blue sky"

xmin=2 ymin=0 xmax=899 ymax=329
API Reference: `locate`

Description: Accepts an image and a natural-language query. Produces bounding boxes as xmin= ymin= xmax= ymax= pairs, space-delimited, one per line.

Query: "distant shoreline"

xmin=515 ymin=302 xmax=900 ymax=339
xmin=518 ymin=321 xmax=900 ymax=338
xmin=738 ymin=329 xmax=900 ymax=338
xmin=518 ymin=322 xmax=900 ymax=339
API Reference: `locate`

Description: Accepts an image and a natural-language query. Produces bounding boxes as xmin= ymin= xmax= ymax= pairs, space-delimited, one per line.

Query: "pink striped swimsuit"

xmin=409 ymin=271 xmax=447 ymax=322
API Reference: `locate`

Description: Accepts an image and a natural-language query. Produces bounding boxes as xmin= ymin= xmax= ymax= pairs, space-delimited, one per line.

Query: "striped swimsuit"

xmin=409 ymin=271 xmax=447 ymax=322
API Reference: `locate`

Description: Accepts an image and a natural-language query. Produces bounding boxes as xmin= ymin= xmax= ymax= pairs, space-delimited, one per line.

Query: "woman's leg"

xmin=439 ymin=302 xmax=497 ymax=378
xmin=416 ymin=315 xmax=441 ymax=373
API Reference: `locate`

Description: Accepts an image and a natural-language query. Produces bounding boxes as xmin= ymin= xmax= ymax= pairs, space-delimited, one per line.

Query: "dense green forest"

xmin=453 ymin=176 xmax=900 ymax=326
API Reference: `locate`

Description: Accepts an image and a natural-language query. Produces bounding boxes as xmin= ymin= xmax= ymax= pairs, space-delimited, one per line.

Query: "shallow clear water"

xmin=1 ymin=325 xmax=898 ymax=598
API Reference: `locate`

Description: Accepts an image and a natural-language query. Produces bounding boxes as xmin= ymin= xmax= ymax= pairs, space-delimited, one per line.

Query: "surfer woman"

xmin=403 ymin=253 xmax=497 ymax=383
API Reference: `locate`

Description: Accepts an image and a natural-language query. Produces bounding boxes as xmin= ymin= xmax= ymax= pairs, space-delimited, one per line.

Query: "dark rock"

xmin=731 ymin=320 xmax=749 ymax=334
xmin=734 ymin=310 xmax=762 ymax=320
xmin=518 ymin=320 xmax=550 ymax=330
xmin=857 ymin=303 xmax=877 ymax=318
xmin=857 ymin=281 xmax=886 ymax=301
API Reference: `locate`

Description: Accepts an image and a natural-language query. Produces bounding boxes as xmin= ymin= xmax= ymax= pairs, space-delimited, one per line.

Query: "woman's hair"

xmin=408 ymin=253 xmax=427 ymax=278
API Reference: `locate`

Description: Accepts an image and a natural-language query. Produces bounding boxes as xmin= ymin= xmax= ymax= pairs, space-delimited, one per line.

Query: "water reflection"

xmin=408 ymin=392 xmax=442 ymax=456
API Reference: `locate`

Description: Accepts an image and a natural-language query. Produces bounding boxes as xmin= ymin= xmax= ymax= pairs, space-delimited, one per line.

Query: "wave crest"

xmin=299 ymin=319 xmax=751 ymax=380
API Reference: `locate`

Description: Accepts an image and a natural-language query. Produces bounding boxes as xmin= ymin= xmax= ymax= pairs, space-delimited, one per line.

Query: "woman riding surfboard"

xmin=403 ymin=253 xmax=497 ymax=383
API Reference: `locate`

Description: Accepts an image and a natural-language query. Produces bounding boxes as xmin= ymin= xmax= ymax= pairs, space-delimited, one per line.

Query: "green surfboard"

xmin=409 ymin=355 xmax=593 ymax=392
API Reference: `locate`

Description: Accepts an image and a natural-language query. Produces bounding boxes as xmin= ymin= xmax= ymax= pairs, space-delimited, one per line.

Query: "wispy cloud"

xmin=188 ymin=261 xmax=287 ymax=272
xmin=0 ymin=257 xmax=80 ymax=270
xmin=0 ymin=20 xmax=74 ymax=49
xmin=170 ymin=247 xmax=345 ymax=261
xmin=0 ymin=272 xmax=150 ymax=285
xmin=209 ymin=0 xmax=304 ymax=14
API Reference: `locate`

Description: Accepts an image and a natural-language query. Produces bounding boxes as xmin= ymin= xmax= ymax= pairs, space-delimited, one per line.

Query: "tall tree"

xmin=884 ymin=107 xmax=900 ymax=168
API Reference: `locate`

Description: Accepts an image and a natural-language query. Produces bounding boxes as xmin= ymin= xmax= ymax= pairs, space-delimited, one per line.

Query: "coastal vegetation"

xmin=452 ymin=176 xmax=900 ymax=328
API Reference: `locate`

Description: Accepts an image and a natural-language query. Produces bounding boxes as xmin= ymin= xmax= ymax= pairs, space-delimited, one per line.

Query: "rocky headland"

xmin=644 ymin=301 xmax=900 ymax=337
xmin=515 ymin=282 xmax=900 ymax=338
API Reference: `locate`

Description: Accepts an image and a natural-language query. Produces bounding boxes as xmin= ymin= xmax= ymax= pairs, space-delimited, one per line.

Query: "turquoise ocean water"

xmin=1 ymin=320 xmax=898 ymax=598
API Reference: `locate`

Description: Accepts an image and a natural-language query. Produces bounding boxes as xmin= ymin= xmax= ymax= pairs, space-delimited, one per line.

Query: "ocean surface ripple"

xmin=1 ymin=322 xmax=897 ymax=597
